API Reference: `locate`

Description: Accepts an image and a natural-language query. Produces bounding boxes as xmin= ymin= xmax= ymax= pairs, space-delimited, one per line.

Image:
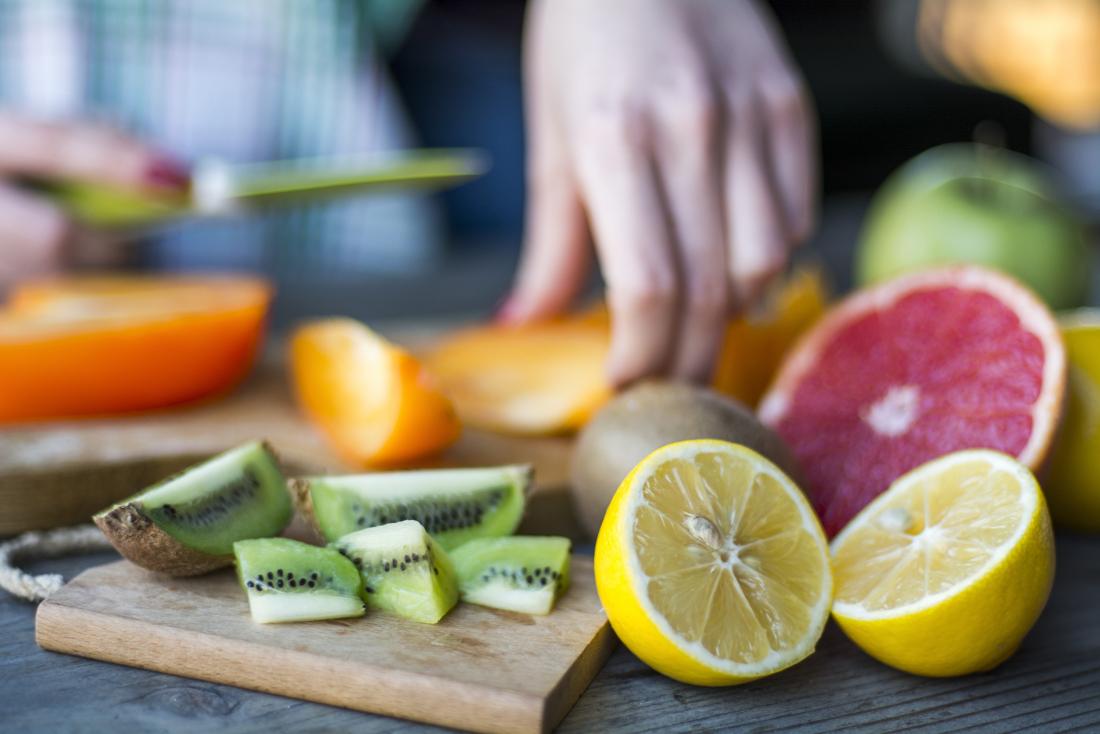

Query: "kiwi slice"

xmin=94 ymin=441 xmax=292 ymax=576
xmin=293 ymin=465 xmax=532 ymax=551
xmin=332 ymin=520 xmax=459 ymax=624
xmin=450 ymin=536 xmax=571 ymax=615
xmin=234 ymin=538 xmax=365 ymax=624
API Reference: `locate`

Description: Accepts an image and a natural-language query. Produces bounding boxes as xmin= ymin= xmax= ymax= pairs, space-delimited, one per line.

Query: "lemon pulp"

xmin=830 ymin=450 xmax=1054 ymax=676
xmin=595 ymin=440 xmax=832 ymax=685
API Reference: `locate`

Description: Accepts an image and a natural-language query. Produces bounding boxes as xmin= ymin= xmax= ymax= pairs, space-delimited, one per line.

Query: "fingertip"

xmin=21 ymin=198 xmax=71 ymax=259
xmin=493 ymin=294 xmax=522 ymax=325
xmin=143 ymin=155 xmax=191 ymax=192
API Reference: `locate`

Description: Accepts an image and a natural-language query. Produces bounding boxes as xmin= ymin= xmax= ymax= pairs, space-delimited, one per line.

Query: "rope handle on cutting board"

xmin=0 ymin=525 xmax=112 ymax=602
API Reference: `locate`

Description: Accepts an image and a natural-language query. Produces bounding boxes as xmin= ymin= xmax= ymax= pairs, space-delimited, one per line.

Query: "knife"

xmin=26 ymin=148 xmax=488 ymax=229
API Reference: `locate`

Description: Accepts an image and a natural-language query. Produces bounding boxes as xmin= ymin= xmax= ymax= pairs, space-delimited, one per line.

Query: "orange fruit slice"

xmin=712 ymin=267 xmax=828 ymax=407
xmin=0 ymin=275 xmax=271 ymax=423
xmin=290 ymin=318 xmax=460 ymax=466
xmin=427 ymin=316 xmax=611 ymax=436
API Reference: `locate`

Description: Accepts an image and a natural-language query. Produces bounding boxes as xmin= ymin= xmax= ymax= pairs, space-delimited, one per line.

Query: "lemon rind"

xmin=831 ymin=449 xmax=1040 ymax=622
xmin=1057 ymin=308 xmax=1100 ymax=330
xmin=622 ymin=439 xmax=833 ymax=678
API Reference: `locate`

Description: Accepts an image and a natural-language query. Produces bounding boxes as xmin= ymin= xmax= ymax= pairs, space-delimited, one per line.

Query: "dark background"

xmin=390 ymin=0 xmax=1033 ymax=246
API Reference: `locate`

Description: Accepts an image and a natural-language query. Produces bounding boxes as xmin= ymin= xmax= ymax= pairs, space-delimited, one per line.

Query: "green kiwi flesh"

xmin=332 ymin=520 xmax=459 ymax=624
xmin=234 ymin=538 xmax=364 ymax=623
xmin=295 ymin=465 xmax=531 ymax=551
xmin=450 ymin=536 xmax=571 ymax=615
xmin=94 ymin=441 xmax=292 ymax=576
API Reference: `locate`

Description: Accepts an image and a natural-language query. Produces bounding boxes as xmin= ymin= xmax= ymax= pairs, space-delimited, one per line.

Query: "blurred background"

xmin=311 ymin=0 xmax=1100 ymax=323
xmin=1 ymin=0 xmax=1098 ymax=325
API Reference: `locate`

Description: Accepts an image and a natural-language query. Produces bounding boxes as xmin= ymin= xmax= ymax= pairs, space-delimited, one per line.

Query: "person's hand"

xmin=0 ymin=114 xmax=188 ymax=286
xmin=507 ymin=0 xmax=816 ymax=386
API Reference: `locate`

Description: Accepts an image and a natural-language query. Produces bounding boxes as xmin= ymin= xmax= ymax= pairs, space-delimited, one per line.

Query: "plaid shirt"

xmin=0 ymin=0 xmax=440 ymax=279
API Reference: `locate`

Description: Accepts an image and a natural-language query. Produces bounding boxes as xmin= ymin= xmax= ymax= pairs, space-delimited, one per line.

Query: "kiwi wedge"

xmin=234 ymin=538 xmax=365 ymax=624
xmin=332 ymin=520 xmax=459 ymax=624
xmin=94 ymin=441 xmax=292 ymax=576
xmin=293 ymin=465 xmax=531 ymax=551
xmin=451 ymin=536 xmax=571 ymax=615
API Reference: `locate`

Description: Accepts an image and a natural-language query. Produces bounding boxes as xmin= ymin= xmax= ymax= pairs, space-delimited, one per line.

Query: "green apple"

xmin=856 ymin=144 xmax=1091 ymax=310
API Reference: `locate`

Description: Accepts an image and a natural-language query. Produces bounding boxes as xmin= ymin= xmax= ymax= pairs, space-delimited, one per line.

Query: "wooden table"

xmin=3 ymin=532 xmax=1098 ymax=732
xmin=5 ymin=207 xmax=1100 ymax=731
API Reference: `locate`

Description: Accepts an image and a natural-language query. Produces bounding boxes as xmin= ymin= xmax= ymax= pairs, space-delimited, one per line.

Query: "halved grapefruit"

xmin=759 ymin=267 xmax=1065 ymax=537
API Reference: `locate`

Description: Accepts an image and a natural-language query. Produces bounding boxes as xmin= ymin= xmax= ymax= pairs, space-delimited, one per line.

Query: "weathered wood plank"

xmin=32 ymin=556 xmax=611 ymax=734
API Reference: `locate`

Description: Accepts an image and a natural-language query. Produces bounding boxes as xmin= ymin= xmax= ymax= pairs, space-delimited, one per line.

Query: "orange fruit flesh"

xmin=0 ymin=276 xmax=270 ymax=423
xmin=428 ymin=268 xmax=826 ymax=436
xmin=290 ymin=319 xmax=460 ymax=466
xmin=712 ymin=267 xmax=828 ymax=408
xmin=428 ymin=318 xmax=612 ymax=436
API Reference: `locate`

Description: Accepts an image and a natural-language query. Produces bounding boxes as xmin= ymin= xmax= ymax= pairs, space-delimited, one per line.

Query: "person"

xmin=0 ymin=0 xmax=814 ymax=388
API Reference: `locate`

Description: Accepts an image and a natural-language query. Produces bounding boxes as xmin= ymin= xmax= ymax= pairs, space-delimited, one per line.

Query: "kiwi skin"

xmin=289 ymin=479 xmax=321 ymax=536
xmin=94 ymin=441 xmax=291 ymax=577
xmin=94 ymin=504 xmax=230 ymax=576
xmin=571 ymin=381 xmax=802 ymax=539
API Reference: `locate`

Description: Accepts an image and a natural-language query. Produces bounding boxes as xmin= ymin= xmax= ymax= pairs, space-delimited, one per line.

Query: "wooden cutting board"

xmin=0 ymin=366 xmax=582 ymax=539
xmin=36 ymin=556 xmax=614 ymax=734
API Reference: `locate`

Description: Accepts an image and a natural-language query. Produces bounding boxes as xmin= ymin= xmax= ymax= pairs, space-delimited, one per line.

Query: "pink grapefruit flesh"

xmin=759 ymin=267 xmax=1065 ymax=537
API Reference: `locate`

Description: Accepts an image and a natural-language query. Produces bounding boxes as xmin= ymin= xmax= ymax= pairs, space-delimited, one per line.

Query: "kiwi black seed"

xmin=245 ymin=565 xmax=341 ymax=595
xmin=149 ymin=472 xmax=262 ymax=529
xmin=343 ymin=489 xmax=505 ymax=537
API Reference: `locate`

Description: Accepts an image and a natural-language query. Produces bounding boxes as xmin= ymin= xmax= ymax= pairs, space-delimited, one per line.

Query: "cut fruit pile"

xmin=287 ymin=268 xmax=823 ymax=455
xmin=760 ymin=266 xmax=1065 ymax=536
xmin=1044 ymin=310 xmax=1100 ymax=531
xmin=92 ymin=442 xmax=572 ymax=625
xmin=290 ymin=318 xmax=460 ymax=466
xmin=427 ymin=268 xmax=826 ymax=436
xmin=0 ymin=275 xmax=270 ymax=422
xmin=594 ymin=440 xmax=832 ymax=685
xmin=831 ymin=450 xmax=1054 ymax=676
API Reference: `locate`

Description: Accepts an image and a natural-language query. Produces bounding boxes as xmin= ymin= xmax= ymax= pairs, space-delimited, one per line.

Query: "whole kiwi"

xmin=570 ymin=381 xmax=801 ymax=538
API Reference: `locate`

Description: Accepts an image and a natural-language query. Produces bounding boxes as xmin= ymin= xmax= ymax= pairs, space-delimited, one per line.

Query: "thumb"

xmin=503 ymin=169 xmax=590 ymax=324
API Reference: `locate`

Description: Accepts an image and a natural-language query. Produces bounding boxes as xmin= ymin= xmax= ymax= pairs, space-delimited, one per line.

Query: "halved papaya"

xmin=0 ymin=275 xmax=271 ymax=422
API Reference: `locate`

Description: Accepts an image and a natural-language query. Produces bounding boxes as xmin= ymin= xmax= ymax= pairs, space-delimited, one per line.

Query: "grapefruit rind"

xmin=760 ymin=267 xmax=1065 ymax=470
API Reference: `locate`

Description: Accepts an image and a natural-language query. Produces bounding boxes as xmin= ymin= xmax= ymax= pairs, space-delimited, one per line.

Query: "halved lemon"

xmin=594 ymin=440 xmax=832 ymax=686
xmin=831 ymin=449 xmax=1054 ymax=677
xmin=1045 ymin=310 xmax=1100 ymax=531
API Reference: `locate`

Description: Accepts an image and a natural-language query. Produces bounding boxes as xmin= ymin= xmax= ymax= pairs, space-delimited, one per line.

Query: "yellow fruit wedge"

xmin=1045 ymin=310 xmax=1100 ymax=531
xmin=427 ymin=317 xmax=611 ymax=436
xmin=831 ymin=450 xmax=1054 ymax=677
xmin=712 ymin=266 xmax=828 ymax=408
xmin=594 ymin=440 xmax=832 ymax=686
